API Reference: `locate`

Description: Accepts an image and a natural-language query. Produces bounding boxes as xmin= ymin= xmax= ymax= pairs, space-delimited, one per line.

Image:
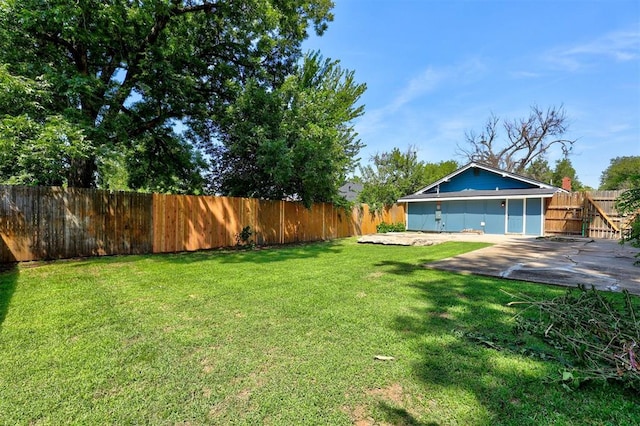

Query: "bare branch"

xmin=458 ymin=105 xmax=576 ymax=173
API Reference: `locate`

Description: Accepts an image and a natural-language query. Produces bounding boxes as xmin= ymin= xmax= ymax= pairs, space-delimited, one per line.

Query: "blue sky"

xmin=303 ymin=0 xmax=640 ymax=188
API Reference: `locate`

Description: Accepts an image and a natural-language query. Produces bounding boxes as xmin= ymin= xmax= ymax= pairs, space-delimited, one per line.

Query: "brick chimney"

xmin=561 ymin=176 xmax=572 ymax=191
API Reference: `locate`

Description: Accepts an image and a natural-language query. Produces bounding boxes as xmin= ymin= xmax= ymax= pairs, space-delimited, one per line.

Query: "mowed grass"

xmin=0 ymin=239 xmax=638 ymax=425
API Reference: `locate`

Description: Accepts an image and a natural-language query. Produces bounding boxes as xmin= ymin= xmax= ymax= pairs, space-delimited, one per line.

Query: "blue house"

xmin=398 ymin=162 xmax=565 ymax=236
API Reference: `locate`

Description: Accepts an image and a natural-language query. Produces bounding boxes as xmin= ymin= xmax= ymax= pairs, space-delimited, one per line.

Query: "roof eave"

xmin=398 ymin=191 xmax=559 ymax=203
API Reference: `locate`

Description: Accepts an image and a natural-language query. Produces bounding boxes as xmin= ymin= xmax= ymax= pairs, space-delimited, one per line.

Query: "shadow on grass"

xmin=378 ymin=402 xmax=438 ymax=426
xmin=60 ymin=240 xmax=345 ymax=268
xmin=391 ymin=271 xmax=639 ymax=424
xmin=373 ymin=242 xmax=491 ymax=275
xmin=0 ymin=263 xmax=18 ymax=329
xmin=212 ymin=240 xmax=344 ymax=265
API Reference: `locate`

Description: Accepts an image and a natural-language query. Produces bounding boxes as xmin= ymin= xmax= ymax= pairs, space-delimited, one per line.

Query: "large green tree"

xmin=205 ymin=52 xmax=365 ymax=207
xmin=600 ymin=156 xmax=640 ymax=190
xmin=0 ymin=65 xmax=91 ymax=185
xmin=0 ymin=0 xmax=333 ymax=192
xmin=523 ymin=156 xmax=584 ymax=190
xmin=358 ymin=147 xmax=458 ymax=211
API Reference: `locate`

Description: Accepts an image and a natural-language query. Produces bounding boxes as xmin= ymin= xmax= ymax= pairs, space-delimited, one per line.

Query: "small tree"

xmin=359 ymin=147 xmax=457 ymax=211
xmin=524 ymin=157 xmax=553 ymax=184
xmin=552 ymin=157 xmax=583 ymax=191
xmin=616 ymin=175 xmax=640 ymax=264
xmin=207 ymin=52 xmax=366 ymax=207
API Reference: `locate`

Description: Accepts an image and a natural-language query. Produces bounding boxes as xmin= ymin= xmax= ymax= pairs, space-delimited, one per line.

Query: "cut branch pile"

xmin=506 ymin=286 xmax=640 ymax=390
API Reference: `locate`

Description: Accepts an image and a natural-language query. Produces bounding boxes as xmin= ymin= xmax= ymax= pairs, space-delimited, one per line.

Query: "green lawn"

xmin=0 ymin=239 xmax=638 ymax=425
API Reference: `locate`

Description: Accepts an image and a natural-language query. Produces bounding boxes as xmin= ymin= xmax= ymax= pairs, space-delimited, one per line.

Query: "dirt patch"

xmin=358 ymin=234 xmax=438 ymax=246
xmin=366 ymin=271 xmax=385 ymax=279
xmin=367 ymin=383 xmax=404 ymax=405
xmin=431 ymin=311 xmax=453 ymax=320
xmin=342 ymin=405 xmax=374 ymax=426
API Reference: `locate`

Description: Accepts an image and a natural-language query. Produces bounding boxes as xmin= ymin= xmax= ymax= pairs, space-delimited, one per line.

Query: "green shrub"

xmin=235 ymin=225 xmax=255 ymax=249
xmin=376 ymin=222 xmax=406 ymax=233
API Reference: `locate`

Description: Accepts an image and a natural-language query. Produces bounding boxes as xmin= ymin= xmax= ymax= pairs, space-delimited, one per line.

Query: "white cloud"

xmin=543 ymin=28 xmax=640 ymax=71
xmin=509 ymin=70 xmax=542 ymax=79
xmin=356 ymin=59 xmax=487 ymax=139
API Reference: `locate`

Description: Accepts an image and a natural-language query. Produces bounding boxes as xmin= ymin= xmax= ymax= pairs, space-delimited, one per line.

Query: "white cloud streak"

xmin=543 ymin=28 xmax=640 ymax=71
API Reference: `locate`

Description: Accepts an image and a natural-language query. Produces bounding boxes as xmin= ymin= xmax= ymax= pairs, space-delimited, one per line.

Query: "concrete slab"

xmin=360 ymin=232 xmax=640 ymax=295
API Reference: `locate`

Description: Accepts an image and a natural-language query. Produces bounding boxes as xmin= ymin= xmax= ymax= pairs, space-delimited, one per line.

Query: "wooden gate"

xmin=544 ymin=191 xmax=629 ymax=239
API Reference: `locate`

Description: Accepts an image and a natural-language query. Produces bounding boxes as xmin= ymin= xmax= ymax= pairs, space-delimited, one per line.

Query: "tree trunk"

xmin=68 ymin=157 xmax=97 ymax=188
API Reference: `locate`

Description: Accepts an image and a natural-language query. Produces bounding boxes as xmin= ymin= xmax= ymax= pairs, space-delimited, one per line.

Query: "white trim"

xmin=402 ymin=193 xmax=555 ymax=203
xmin=540 ymin=197 xmax=545 ymax=236
xmin=405 ymin=202 xmax=408 ymax=229
xmin=523 ymin=198 xmax=527 ymax=235
xmin=504 ymin=199 xmax=509 ymax=233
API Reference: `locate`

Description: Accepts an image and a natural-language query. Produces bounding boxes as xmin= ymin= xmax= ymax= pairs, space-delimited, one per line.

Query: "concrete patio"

xmin=358 ymin=232 xmax=640 ymax=295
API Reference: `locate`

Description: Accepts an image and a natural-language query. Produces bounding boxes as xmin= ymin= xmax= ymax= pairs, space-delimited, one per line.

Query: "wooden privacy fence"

xmin=0 ymin=185 xmax=405 ymax=263
xmin=544 ymin=190 xmax=631 ymax=239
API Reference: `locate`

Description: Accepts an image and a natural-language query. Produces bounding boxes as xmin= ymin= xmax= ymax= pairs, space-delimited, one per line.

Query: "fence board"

xmin=544 ymin=190 xmax=630 ymax=239
xmin=0 ymin=186 xmax=153 ymax=261
xmin=1 ymin=185 xmax=409 ymax=262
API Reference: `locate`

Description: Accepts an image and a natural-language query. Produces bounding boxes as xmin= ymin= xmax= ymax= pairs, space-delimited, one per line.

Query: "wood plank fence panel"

xmin=0 ymin=186 xmax=153 ymax=261
xmin=544 ymin=192 xmax=584 ymax=236
xmin=2 ymin=185 xmax=412 ymax=263
xmin=544 ymin=190 xmax=629 ymax=239
xmin=584 ymin=190 xmax=625 ymax=239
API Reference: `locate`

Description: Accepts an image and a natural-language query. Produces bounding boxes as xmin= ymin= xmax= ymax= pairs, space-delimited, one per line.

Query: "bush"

xmin=235 ymin=225 xmax=255 ymax=249
xmin=376 ymin=222 xmax=406 ymax=233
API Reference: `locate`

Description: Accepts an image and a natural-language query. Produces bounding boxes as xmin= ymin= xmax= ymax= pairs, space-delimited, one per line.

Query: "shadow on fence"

xmin=0 ymin=185 xmax=405 ymax=264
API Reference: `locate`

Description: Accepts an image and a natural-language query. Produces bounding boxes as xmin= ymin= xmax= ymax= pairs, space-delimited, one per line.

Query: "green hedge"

xmin=376 ymin=222 xmax=406 ymax=233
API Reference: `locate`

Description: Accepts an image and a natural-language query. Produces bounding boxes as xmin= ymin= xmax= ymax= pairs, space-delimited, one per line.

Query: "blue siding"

xmin=407 ymin=203 xmax=438 ymax=231
xmin=525 ymin=198 xmax=542 ymax=235
xmin=464 ymin=200 xmax=485 ymax=231
xmin=406 ymin=197 xmax=545 ymax=236
xmin=484 ymin=200 xmax=505 ymax=234
xmin=507 ymin=199 xmax=524 ymax=233
xmin=431 ymin=167 xmax=535 ymax=193
xmin=443 ymin=201 xmax=465 ymax=231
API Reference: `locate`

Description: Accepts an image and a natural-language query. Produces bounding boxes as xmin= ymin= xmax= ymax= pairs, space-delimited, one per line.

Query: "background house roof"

xmin=338 ymin=181 xmax=363 ymax=202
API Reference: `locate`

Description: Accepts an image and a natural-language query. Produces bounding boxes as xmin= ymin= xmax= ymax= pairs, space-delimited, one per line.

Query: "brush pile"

xmin=508 ymin=285 xmax=640 ymax=390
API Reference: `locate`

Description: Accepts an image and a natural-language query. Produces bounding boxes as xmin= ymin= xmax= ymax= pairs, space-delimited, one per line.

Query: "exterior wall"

xmin=525 ymin=198 xmax=542 ymax=235
xmin=407 ymin=198 xmax=546 ymax=236
xmin=507 ymin=199 xmax=524 ymax=233
xmin=432 ymin=168 xmax=535 ymax=193
xmin=407 ymin=202 xmax=439 ymax=231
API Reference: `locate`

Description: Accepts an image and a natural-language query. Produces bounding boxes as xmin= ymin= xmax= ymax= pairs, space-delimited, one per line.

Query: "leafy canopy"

xmin=0 ymin=65 xmax=91 ymax=186
xmin=205 ymin=52 xmax=366 ymax=207
xmin=600 ymin=156 xmax=640 ymax=190
xmin=0 ymin=0 xmax=334 ymax=192
xmin=524 ymin=156 xmax=584 ymax=191
xmin=358 ymin=146 xmax=458 ymax=211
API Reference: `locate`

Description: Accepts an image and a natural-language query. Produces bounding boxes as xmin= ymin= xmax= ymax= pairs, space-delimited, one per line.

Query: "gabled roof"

xmin=416 ymin=162 xmax=556 ymax=193
xmin=398 ymin=162 xmax=565 ymax=203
